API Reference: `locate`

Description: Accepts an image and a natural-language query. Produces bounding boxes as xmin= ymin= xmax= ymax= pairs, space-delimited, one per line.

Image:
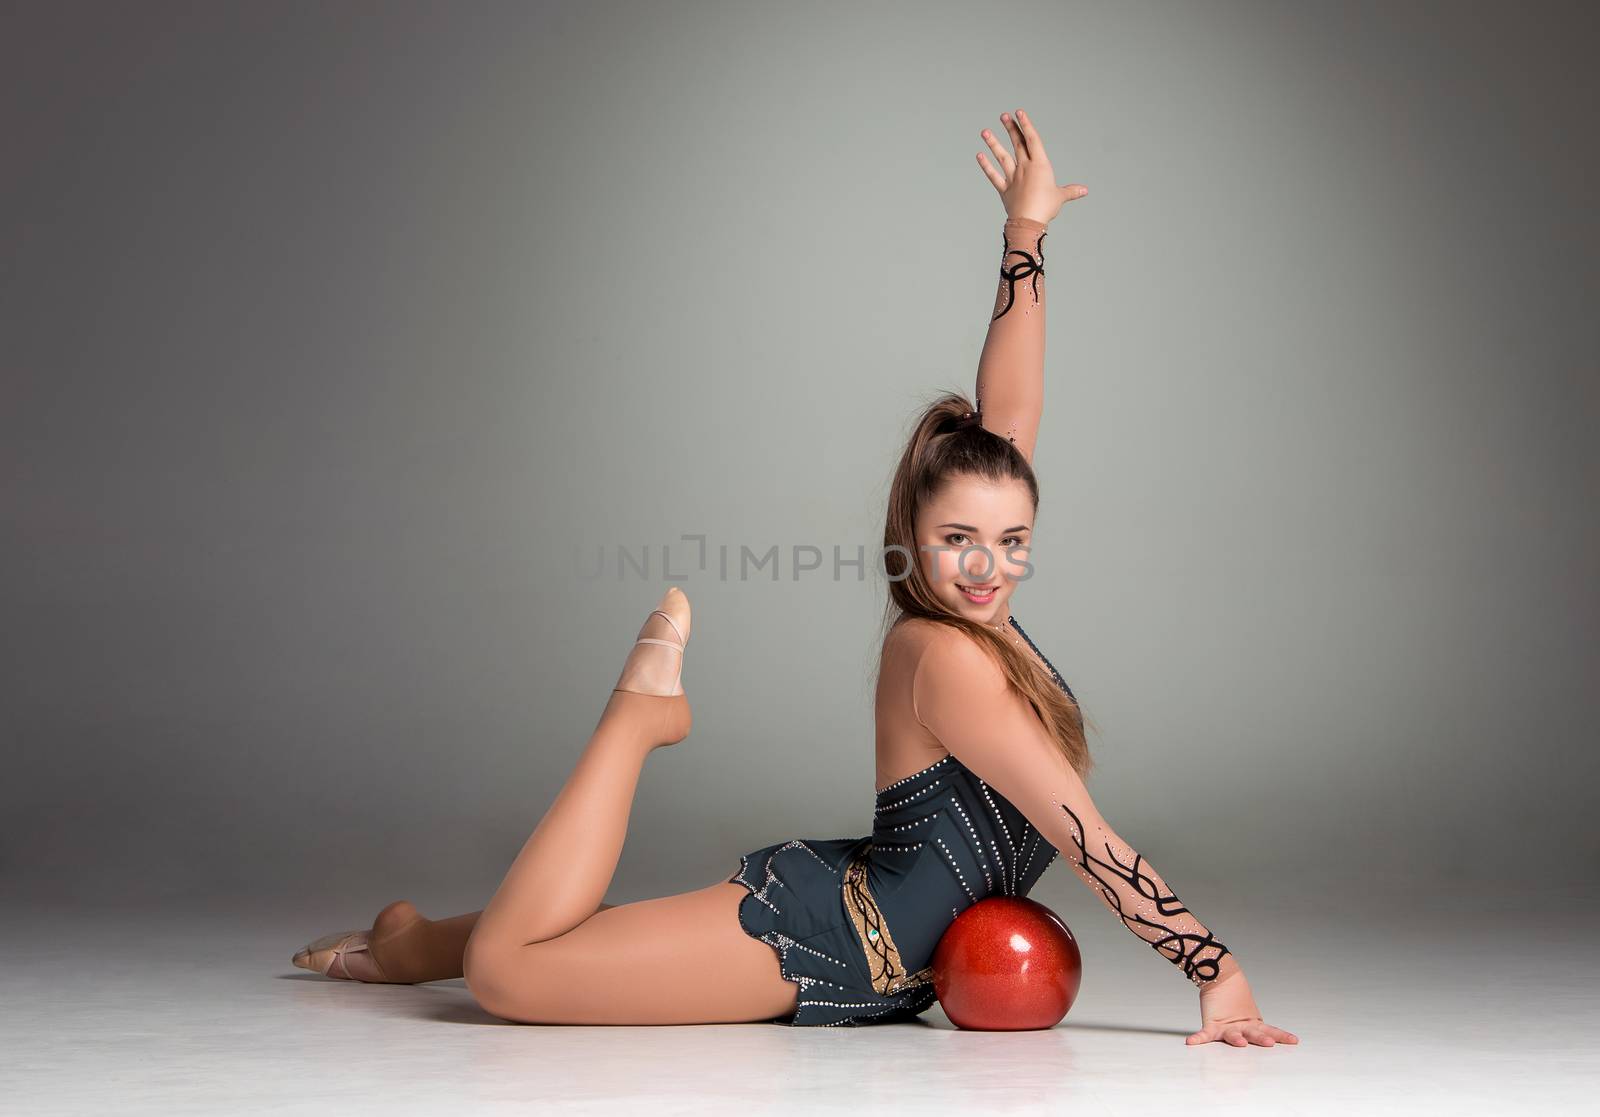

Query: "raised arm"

xmin=972 ymin=108 xmax=1087 ymax=467
xmin=974 ymin=214 xmax=1051 ymax=462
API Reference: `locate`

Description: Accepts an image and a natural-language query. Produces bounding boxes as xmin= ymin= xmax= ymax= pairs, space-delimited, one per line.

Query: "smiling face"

xmin=913 ymin=471 xmax=1036 ymax=623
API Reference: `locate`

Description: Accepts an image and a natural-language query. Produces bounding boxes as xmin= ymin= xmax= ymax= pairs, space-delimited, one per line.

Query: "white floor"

xmin=4 ymin=884 xmax=1595 ymax=1115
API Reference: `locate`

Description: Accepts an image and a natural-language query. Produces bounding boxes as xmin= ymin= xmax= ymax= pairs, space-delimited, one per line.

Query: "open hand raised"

xmin=976 ymin=108 xmax=1087 ymax=225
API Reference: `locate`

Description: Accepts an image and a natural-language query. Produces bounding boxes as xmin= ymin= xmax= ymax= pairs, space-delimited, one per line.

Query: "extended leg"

xmin=294 ymin=900 xmax=620 ymax=984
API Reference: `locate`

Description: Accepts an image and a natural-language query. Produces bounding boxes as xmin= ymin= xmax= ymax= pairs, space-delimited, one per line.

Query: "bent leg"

xmin=464 ymin=881 xmax=800 ymax=1025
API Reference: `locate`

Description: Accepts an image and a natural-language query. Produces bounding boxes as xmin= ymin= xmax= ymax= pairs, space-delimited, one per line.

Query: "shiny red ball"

xmin=931 ymin=897 xmax=1082 ymax=1030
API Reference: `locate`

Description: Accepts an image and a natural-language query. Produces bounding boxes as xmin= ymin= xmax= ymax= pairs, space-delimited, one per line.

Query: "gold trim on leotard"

xmin=843 ymin=845 xmax=935 ymax=996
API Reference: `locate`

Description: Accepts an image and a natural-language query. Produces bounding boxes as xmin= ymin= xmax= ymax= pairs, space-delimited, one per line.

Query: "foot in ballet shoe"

xmin=292 ymin=928 xmax=388 ymax=982
xmin=291 ymin=899 xmax=428 ymax=984
xmin=607 ymin=586 xmax=693 ymax=748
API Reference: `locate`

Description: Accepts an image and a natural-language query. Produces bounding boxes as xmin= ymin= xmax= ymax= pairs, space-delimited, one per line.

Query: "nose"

xmin=961 ymin=547 xmax=996 ymax=582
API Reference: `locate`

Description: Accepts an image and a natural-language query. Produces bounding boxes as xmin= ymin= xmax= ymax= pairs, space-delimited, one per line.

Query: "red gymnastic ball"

xmin=930 ymin=896 xmax=1082 ymax=1030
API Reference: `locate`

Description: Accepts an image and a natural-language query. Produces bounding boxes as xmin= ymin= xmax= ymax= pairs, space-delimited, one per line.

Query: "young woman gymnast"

xmin=292 ymin=108 xmax=1298 ymax=1047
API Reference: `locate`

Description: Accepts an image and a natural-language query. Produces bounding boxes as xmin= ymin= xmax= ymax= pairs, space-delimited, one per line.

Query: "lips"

xmin=957 ymin=583 xmax=996 ymax=602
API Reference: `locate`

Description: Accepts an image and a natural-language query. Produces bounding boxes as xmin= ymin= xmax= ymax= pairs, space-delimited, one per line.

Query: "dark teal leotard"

xmin=727 ymin=615 xmax=1076 ymax=1026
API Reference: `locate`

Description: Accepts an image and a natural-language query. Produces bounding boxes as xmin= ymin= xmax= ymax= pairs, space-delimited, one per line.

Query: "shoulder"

xmin=902 ymin=620 xmax=1033 ymax=744
xmin=888 ymin=615 xmax=964 ymax=660
xmin=902 ymin=618 xmax=1010 ymax=701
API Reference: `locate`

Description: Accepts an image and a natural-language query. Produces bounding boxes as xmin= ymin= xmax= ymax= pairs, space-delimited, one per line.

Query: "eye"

xmin=1001 ymin=536 xmax=1023 ymax=548
xmin=944 ymin=533 xmax=969 ymax=546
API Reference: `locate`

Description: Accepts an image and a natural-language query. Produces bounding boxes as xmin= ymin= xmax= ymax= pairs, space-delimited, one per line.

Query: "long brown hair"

xmin=877 ymin=391 xmax=1093 ymax=778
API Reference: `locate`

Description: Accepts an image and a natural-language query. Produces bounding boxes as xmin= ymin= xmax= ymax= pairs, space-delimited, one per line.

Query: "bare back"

xmin=873 ymin=619 xmax=950 ymax=795
xmin=874 ymin=615 xmax=1059 ymax=795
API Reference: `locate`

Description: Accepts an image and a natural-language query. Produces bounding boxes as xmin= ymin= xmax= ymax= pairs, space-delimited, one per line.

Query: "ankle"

xmin=600 ymin=690 xmax=690 ymax=750
xmin=369 ymin=907 xmax=468 ymax=984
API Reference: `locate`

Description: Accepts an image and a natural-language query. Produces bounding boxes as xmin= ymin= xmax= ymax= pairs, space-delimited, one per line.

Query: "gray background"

xmin=5 ymin=0 xmax=1596 ymax=930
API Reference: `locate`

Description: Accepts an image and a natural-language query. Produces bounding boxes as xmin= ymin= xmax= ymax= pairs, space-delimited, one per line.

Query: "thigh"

xmin=465 ymin=881 xmax=801 ymax=1025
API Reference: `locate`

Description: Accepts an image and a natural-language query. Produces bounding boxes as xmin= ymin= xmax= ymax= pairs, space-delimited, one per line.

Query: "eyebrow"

xmin=936 ymin=523 xmax=1031 ymax=533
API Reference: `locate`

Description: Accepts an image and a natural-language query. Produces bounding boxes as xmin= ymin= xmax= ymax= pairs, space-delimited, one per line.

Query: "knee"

xmin=462 ymin=934 xmax=518 ymax=1020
